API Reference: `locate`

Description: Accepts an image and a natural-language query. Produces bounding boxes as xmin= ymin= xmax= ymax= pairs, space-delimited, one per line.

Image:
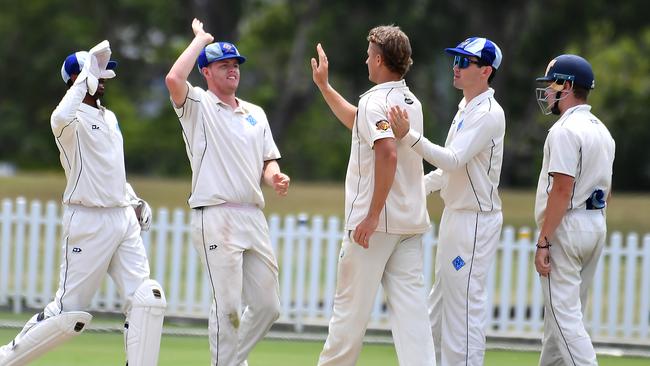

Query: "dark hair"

xmin=367 ymin=25 xmax=413 ymax=77
xmin=572 ymin=84 xmax=590 ymax=100
xmin=474 ymin=59 xmax=497 ymax=84
xmin=66 ymin=78 xmax=74 ymax=88
xmin=487 ymin=67 xmax=497 ymax=84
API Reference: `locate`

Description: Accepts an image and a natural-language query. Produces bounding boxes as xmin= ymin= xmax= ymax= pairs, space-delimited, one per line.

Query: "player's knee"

xmin=125 ymin=280 xmax=166 ymax=366
xmin=131 ymin=279 xmax=167 ymax=312
xmin=250 ymin=295 xmax=280 ymax=323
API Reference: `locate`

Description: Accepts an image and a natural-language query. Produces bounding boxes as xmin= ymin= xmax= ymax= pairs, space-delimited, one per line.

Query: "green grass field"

xmin=1 ymin=174 xmax=649 ymax=365
xmin=0 ymin=329 xmax=647 ymax=366
xmin=1 ymin=173 xmax=649 ymax=233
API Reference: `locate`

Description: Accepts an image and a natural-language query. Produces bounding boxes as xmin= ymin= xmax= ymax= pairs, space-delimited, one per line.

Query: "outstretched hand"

xmin=311 ymin=43 xmax=329 ymax=90
xmin=272 ymin=173 xmax=290 ymax=196
xmin=192 ymin=18 xmax=214 ymax=44
xmin=388 ymin=106 xmax=411 ymax=139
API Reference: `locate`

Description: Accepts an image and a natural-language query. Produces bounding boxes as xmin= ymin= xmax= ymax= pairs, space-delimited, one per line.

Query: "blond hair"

xmin=367 ymin=25 xmax=413 ymax=77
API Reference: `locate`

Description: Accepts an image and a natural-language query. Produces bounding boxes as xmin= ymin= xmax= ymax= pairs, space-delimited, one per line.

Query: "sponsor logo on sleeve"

xmin=375 ymin=120 xmax=390 ymax=132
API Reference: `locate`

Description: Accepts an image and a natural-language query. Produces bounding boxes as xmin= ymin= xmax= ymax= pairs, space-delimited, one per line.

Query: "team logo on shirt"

xmin=246 ymin=115 xmax=257 ymax=126
xmin=376 ymin=120 xmax=390 ymax=132
xmin=404 ymin=96 xmax=414 ymax=105
xmin=72 ymin=247 xmax=82 ymax=253
xmin=452 ymin=255 xmax=465 ymax=271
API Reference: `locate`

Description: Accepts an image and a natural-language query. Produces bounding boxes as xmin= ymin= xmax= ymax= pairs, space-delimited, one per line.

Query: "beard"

xmin=551 ymin=102 xmax=561 ymax=115
xmin=551 ymin=91 xmax=562 ymax=115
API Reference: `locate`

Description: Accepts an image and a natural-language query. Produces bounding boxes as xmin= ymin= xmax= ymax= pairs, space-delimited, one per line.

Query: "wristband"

xmin=536 ymin=236 xmax=552 ymax=249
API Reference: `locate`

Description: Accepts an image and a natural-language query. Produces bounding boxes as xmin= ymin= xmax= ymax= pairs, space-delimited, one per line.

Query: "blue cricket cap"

xmin=445 ymin=37 xmax=503 ymax=69
xmin=197 ymin=42 xmax=246 ymax=70
xmin=60 ymin=51 xmax=118 ymax=83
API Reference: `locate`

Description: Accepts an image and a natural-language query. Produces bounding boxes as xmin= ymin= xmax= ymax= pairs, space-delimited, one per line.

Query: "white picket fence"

xmin=1 ymin=197 xmax=650 ymax=344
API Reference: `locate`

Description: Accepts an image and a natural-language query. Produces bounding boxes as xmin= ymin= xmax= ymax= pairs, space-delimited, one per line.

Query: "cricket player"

xmin=534 ymin=54 xmax=615 ymax=365
xmin=389 ymin=37 xmax=505 ymax=365
xmin=165 ymin=19 xmax=289 ymax=366
xmin=311 ymin=25 xmax=436 ymax=366
xmin=0 ymin=40 xmax=166 ymax=366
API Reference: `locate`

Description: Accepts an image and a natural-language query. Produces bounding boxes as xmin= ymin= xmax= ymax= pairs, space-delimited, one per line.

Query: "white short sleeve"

xmin=357 ymin=97 xmax=395 ymax=147
xmin=171 ymin=81 xmax=204 ymax=143
xmin=547 ymin=126 xmax=580 ymax=178
xmin=263 ymin=123 xmax=281 ymax=161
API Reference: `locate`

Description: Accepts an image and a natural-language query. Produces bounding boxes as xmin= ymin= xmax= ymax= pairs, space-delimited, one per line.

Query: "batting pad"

xmin=125 ymin=279 xmax=167 ymax=366
xmin=0 ymin=311 xmax=92 ymax=366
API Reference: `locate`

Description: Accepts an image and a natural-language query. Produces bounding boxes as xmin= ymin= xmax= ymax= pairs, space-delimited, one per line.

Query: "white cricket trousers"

xmin=192 ymin=204 xmax=281 ymax=366
xmin=319 ymin=232 xmax=436 ymax=366
xmin=539 ymin=210 xmax=606 ymax=366
xmin=429 ymin=208 xmax=502 ymax=366
xmin=45 ymin=204 xmax=151 ymax=317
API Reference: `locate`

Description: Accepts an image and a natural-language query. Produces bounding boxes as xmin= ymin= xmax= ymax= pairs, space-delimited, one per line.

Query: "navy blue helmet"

xmin=536 ymin=54 xmax=595 ymax=89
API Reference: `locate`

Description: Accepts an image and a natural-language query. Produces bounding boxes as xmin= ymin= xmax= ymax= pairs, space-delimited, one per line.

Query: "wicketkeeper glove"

xmin=125 ymin=183 xmax=152 ymax=232
xmin=135 ymin=199 xmax=152 ymax=232
xmin=74 ymin=40 xmax=116 ymax=95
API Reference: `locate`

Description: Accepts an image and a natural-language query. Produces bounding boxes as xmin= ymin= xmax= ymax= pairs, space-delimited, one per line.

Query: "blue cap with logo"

xmin=536 ymin=54 xmax=595 ymax=89
xmin=61 ymin=51 xmax=118 ymax=83
xmin=445 ymin=37 xmax=503 ymax=69
xmin=197 ymin=42 xmax=246 ymax=70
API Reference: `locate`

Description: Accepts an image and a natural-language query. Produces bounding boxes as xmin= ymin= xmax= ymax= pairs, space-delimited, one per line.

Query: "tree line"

xmin=1 ymin=0 xmax=648 ymax=190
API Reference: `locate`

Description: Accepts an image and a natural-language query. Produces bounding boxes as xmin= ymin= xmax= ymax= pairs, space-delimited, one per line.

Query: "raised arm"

xmin=311 ymin=43 xmax=357 ymax=130
xmin=165 ymin=18 xmax=214 ymax=108
xmin=52 ymin=41 xmax=115 ymax=134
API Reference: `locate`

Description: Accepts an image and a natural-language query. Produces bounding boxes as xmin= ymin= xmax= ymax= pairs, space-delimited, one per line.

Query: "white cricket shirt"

xmin=403 ymin=88 xmax=505 ymax=212
xmin=51 ymin=82 xmax=130 ymax=208
xmin=173 ymin=82 xmax=281 ymax=209
xmin=344 ymin=80 xmax=430 ymax=234
xmin=535 ymin=104 xmax=615 ymax=226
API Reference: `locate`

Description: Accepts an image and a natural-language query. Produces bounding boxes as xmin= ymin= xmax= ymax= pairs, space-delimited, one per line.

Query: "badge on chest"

xmin=246 ymin=115 xmax=257 ymax=126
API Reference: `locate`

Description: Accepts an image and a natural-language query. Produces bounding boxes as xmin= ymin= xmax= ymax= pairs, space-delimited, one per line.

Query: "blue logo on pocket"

xmin=452 ymin=256 xmax=465 ymax=271
xmin=246 ymin=115 xmax=257 ymax=126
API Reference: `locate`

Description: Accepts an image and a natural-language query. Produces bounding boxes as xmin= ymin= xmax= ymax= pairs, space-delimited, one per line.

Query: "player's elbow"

xmin=164 ymin=73 xmax=183 ymax=93
xmin=379 ymin=148 xmax=398 ymax=168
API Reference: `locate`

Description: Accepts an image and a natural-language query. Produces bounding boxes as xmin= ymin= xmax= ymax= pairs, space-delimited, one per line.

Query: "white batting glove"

xmin=136 ymin=199 xmax=152 ymax=232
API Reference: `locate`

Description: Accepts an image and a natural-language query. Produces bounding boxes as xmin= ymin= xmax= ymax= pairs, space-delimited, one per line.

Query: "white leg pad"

xmin=125 ymin=279 xmax=166 ymax=366
xmin=0 ymin=311 xmax=92 ymax=366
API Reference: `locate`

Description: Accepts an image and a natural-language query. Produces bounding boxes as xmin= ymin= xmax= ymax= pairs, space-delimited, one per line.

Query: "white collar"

xmin=458 ymin=88 xmax=495 ymax=113
xmin=359 ymin=79 xmax=407 ymax=98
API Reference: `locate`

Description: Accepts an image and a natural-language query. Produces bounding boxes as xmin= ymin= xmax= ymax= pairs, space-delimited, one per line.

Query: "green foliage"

xmin=1 ymin=0 xmax=649 ymax=189
xmin=573 ymin=23 xmax=650 ymax=189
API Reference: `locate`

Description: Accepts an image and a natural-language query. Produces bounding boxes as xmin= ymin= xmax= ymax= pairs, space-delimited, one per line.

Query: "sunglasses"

xmin=453 ymin=55 xmax=482 ymax=69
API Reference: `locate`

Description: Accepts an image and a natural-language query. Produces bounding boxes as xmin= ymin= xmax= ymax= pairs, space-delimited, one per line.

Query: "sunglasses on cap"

xmin=453 ymin=55 xmax=482 ymax=69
